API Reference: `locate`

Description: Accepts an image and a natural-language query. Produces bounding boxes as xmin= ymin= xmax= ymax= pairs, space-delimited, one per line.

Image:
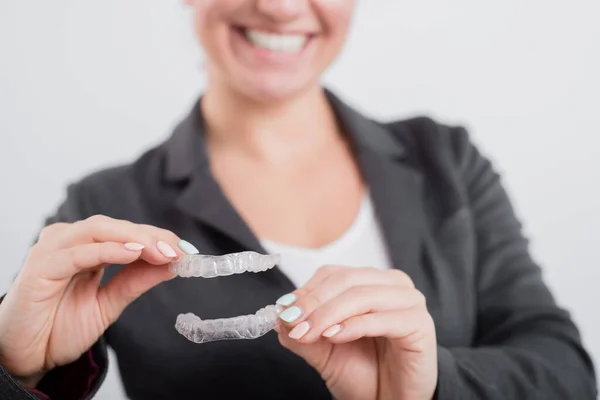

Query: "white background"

xmin=1 ymin=1 xmax=598 ymax=398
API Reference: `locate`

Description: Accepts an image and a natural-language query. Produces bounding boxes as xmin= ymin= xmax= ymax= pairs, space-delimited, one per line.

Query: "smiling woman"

xmin=0 ymin=1 xmax=597 ymax=400
xmin=185 ymin=0 xmax=353 ymax=100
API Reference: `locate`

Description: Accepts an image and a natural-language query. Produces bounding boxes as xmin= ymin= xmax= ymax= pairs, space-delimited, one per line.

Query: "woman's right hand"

xmin=0 ymin=215 xmax=185 ymax=384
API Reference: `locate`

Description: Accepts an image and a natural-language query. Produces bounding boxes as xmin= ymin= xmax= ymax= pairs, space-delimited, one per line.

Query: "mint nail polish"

xmin=178 ymin=240 xmax=199 ymax=255
xmin=276 ymin=293 xmax=297 ymax=307
xmin=279 ymin=306 xmax=302 ymax=323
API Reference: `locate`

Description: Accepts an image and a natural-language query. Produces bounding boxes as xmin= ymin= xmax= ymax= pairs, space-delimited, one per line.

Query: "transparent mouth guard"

xmin=169 ymin=251 xmax=283 ymax=344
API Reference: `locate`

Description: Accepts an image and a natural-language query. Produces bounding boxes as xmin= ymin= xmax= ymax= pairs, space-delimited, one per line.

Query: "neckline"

xmin=260 ymin=192 xmax=373 ymax=259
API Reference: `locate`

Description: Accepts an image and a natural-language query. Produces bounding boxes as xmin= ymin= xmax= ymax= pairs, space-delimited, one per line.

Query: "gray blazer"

xmin=0 ymin=90 xmax=596 ymax=399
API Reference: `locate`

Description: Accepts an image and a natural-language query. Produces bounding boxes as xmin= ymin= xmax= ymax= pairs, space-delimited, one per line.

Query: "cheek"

xmin=192 ymin=1 xmax=233 ymax=57
xmin=316 ymin=0 xmax=355 ymax=30
xmin=314 ymin=0 xmax=355 ymax=54
xmin=314 ymin=0 xmax=355 ymax=65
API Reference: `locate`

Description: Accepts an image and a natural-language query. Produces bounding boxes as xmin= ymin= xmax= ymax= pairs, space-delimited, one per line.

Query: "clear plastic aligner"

xmin=175 ymin=305 xmax=283 ymax=344
xmin=169 ymin=251 xmax=281 ymax=278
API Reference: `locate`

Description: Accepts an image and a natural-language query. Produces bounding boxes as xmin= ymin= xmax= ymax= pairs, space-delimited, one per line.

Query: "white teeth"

xmin=245 ymin=29 xmax=307 ymax=54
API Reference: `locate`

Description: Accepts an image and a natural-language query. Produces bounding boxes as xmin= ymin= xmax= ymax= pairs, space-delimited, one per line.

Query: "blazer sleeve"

xmin=0 ymin=183 xmax=110 ymax=400
xmin=434 ymin=127 xmax=597 ymax=399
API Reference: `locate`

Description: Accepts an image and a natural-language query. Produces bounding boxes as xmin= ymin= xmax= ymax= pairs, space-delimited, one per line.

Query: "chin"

xmin=235 ymin=73 xmax=318 ymax=105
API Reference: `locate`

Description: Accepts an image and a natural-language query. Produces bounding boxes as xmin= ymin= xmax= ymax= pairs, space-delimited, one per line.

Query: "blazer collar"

xmin=164 ymin=99 xmax=209 ymax=182
xmin=163 ymin=88 xmax=425 ymax=283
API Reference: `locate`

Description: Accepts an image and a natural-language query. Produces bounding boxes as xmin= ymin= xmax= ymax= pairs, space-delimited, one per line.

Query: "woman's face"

xmin=185 ymin=0 xmax=355 ymax=102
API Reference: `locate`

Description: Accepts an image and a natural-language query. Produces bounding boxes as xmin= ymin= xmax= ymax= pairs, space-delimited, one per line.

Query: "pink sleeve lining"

xmin=24 ymin=349 xmax=100 ymax=400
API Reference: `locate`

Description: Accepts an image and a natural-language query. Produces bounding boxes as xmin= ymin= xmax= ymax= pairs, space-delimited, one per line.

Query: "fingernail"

xmin=279 ymin=306 xmax=302 ymax=323
xmin=323 ymin=324 xmax=342 ymax=338
xmin=157 ymin=241 xmax=177 ymax=258
xmin=276 ymin=293 xmax=297 ymax=307
xmin=178 ymin=239 xmax=199 ymax=255
xmin=124 ymin=242 xmax=145 ymax=251
xmin=289 ymin=321 xmax=311 ymax=340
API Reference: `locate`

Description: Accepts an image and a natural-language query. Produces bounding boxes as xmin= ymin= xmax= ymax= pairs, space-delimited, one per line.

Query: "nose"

xmin=256 ymin=0 xmax=308 ymax=21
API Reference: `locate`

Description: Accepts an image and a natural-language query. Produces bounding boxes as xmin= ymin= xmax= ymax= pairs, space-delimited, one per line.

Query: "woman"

xmin=0 ymin=1 xmax=596 ymax=399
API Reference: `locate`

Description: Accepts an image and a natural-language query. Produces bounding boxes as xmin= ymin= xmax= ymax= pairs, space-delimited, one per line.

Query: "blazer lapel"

xmin=176 ymin=168 xmax=266 ymax=255
xmin=327 ymin=91 xmax=427 ymax=282
xmin=355 ymin=146 xmax=426 ymax=280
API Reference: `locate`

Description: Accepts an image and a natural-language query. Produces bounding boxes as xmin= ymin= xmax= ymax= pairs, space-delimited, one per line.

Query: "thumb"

xmin=276 ymin=324 xmax=333 ymax=374
xmin=97 ymin=260 xmax=175 ymax=325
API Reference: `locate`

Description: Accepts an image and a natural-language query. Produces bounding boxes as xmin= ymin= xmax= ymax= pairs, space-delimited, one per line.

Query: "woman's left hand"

xmin=275 ymin=266 xmax=438 ymax=400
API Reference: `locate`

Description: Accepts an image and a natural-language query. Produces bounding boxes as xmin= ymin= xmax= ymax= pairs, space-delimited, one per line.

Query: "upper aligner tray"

xmin=169 ymin=251 xmax=281 ymax=278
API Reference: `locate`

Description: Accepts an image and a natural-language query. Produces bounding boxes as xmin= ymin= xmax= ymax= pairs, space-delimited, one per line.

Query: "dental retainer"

xmin=169 ymin=251 xmax=283 ymax=344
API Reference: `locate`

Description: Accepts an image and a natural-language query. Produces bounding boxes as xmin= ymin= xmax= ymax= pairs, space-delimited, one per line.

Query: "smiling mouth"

xmin=235 ymin=27 xmax=313 ymax=54
xmin=169 ymin=251 xmax=284 ymax=344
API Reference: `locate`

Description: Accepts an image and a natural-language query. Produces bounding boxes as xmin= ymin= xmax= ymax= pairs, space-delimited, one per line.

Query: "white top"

xmin=260 ymin=192 xmax=393 ymax=288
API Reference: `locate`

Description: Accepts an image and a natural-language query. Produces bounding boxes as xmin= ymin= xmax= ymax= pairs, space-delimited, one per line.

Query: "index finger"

xmin=275 ymin=265 xmax=342 ymax=307
xmin=49 ymin=215 xmax=186 ymax=264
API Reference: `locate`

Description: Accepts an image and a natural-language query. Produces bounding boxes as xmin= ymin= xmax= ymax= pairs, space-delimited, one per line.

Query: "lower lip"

xmin=231 ymin=28 xmax=314 ymax=65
